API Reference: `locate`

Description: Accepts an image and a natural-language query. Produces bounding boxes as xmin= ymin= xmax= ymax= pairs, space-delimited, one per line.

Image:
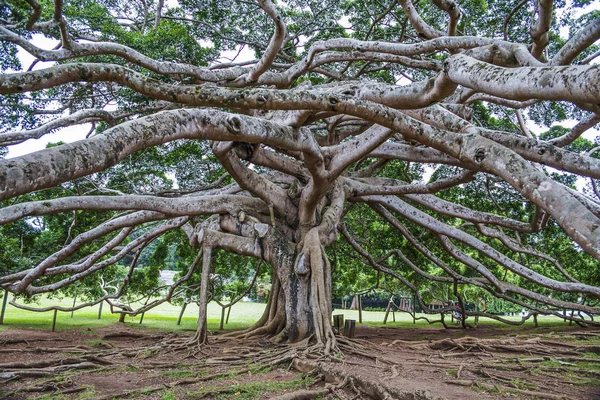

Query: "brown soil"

xmin=1 ymin=323 xmax=599 ymax=399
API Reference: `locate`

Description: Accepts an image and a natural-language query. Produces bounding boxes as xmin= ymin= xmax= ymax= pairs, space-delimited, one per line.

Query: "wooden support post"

xmin=383 ymin=301 xmax=392 ymax=325
xmin=97 ymin=301 xmax=103 ymax=320
xmin=51 ymin=309 xmax=58 ymax=332
xmin=226 ymin=306 xmax=231 ymax=324
xmin=0 ymin=289 xmax=8 ymax=325
xmin=71 ymin=293 xmax=77 ymax=318
xmin=220 ymin=306 xmax=226 ymax=330
xmin=392 ymin=309 xmax=396 ymax=322
xmin=177 ymin=303 xmax=188 ymax=326
xmin=533 ymin=313 xmax=538 ymax=327
xmin=118 ymin=313 xmax=126 ymax=323
xmin=139 ymin=312 xmax=145 ymax=324
xmin=343 ymin=319 xmax=356 ymax=338
xmin=333 ymin=314 xmax=344 ymax=334
xmin=357 ymin=295 xmax=362 ymax=324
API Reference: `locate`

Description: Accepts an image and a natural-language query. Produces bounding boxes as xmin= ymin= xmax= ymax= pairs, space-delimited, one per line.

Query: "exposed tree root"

xmin=292 ymin=358 xmax=440 ymax=400
xmin=6 ymin=327 xmax=596 ymax=400
xmin=0 ymin=377 xmax=75 ymax=397
xmin=446 ymin=379 xmax=572 ymax=400
xmin=101 ymin=331 xmax=160 ymax=340
xmin=0 ymin=346 xmax=89 ymax=354
xmin=0 ymin=338 xmax=69 ymax=345
xmin=269 ymin=388 xmax=334 ymax=400
xmin=389 ymin=336 xmax=600 ymax=357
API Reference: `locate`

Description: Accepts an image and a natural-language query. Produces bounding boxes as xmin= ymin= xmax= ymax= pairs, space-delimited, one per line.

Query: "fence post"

xmin=0 ymin=289 xmax=8 ymax=325
xmin=333 ymin=314 xmax=344 ymax=334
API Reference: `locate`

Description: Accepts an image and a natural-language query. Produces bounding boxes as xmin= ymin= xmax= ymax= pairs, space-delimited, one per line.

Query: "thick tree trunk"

xmin=272 ymin=229 xmax=336 ymax=352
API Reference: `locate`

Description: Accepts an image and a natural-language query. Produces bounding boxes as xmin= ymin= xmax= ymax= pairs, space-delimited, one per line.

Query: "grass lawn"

xmin=0 ymin=292 xmax=575 ymax=333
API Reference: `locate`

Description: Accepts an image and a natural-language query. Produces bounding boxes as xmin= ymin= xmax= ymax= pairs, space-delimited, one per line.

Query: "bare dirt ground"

xmin=1 ymin=323 xmax=599 ymax=399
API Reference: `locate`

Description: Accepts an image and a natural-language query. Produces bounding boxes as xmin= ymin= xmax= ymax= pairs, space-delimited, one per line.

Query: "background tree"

xmin=1 ymin=0 xmax=600 ymax=353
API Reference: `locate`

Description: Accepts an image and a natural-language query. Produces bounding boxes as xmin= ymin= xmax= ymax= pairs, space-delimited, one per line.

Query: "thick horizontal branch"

xmin=0 ymin=109 xmax=314 ymax=201
xmin=445 ymin=53 xmax=600 ymax=104
xmin=344 ymin=170 xmax=475 ymax=197
xmin=0 ymin=195 xmax=269 ymax=225
xmin=1 ymin=68 xmax=599 ymax=259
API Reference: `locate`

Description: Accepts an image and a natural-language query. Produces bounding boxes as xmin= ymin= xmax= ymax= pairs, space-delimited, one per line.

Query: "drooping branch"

xmin=0 ymin=211 xmax=165 ymax=285
xmin=363 ymin=195 xmax=600 ymax=297
xmin=364 ymin=206 xmax=600 ymax=316
xmin=9 ymin=217 xmax=188 ymax=295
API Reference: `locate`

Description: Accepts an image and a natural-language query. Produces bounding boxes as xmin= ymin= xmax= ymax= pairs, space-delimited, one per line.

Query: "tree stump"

xmin=333 ymin=314 xmax=344 ymax=334
xmin=344 ymin=319 xmax=356 ymax=338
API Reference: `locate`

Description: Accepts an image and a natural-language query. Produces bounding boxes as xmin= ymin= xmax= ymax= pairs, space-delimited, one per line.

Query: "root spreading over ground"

xmin=1 ymin=324 xmax=600 ymax=399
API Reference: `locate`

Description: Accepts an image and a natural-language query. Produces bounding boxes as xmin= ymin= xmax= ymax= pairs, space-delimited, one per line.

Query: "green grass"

xmin=0 ymin=296 xmax=266 ymax=332
xmin=335 ymin=308 xmax=572 ymax=330
xmin=160 ymin=389 xmax=178 ymax=400
xmin=159 ymin=369 xmax=198 ymax=378
xmin=184 ymin=376 xmax=314 ymax=400
xmin=0 ymin=293 xmax=577 ymax=332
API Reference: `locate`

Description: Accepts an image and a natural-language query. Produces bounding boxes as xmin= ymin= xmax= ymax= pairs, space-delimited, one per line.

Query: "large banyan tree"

xmin=1 ymin=0 xmax=600 ymax=351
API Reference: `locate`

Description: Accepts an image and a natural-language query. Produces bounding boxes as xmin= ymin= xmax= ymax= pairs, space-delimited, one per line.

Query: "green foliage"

xmin=2 ymin=0 xmax=598 ymax=327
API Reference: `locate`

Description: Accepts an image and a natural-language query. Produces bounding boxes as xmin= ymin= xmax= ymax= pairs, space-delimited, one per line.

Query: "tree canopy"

xmin=1 ymin=0 xmax=600 ymax=350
